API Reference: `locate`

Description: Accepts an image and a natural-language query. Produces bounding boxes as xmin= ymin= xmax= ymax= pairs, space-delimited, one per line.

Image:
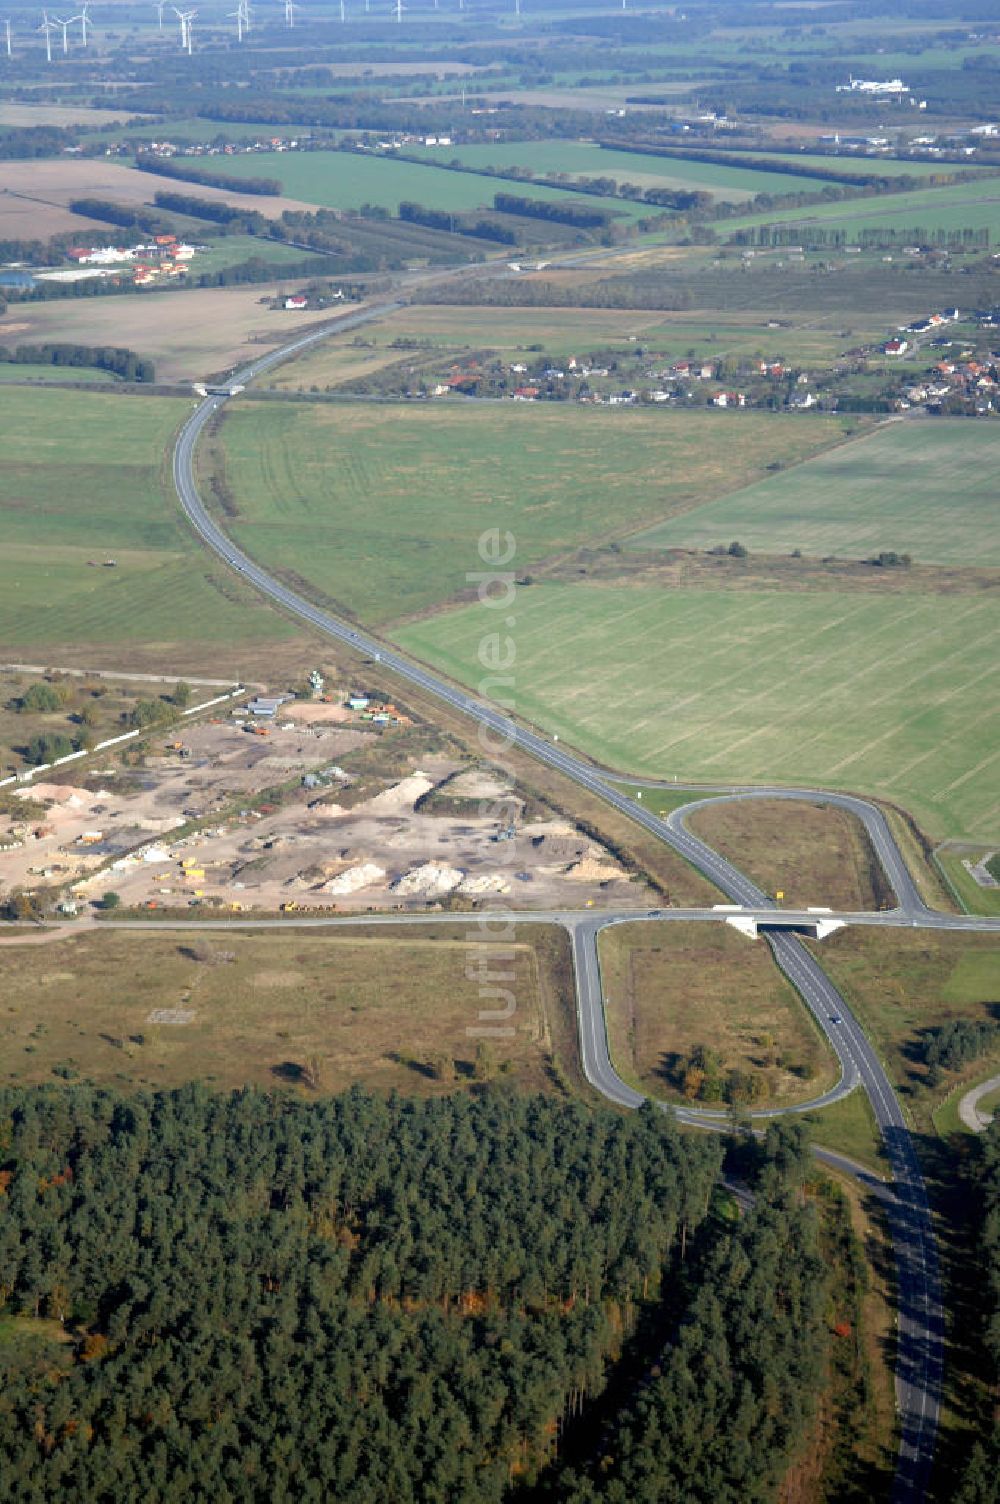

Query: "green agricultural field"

xmin=205 ymin=149 xmax=646 ymax=219
xmin=409 ymin=141 xmax=835 ymax=202
xmin=631 ymin=421 xmax=1000 ymax=567
xmin=724 ymin=179 xmax=1000 ymax=242
xmin=396 ymin=581 xmax=1000 ymax=841
xmin=217 ymin=401 xmax=849 ymax=623
xmin=187 ymin=234 xmax=332 ymax=276
xmin=0 ymin=388 xmax=294 ymax=658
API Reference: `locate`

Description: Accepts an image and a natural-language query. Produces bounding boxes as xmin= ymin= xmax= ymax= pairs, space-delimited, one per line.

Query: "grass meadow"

xmin=599 ymin=921 xmax=837 ymax=1106
xmin=631 ymin=421 xmax=1000 ymax=567
xmin=0 ymin=388 xmax=294 ymax=655
xmin=217 ymin=401 xmax=847 ymax=622
xmin=396 ymin=581 xmax=1000 ymax=841
xmin=206 ymin=148 xmax=646 ymax=219
xmin=0 ymin=926 xmax=570 ymax=1098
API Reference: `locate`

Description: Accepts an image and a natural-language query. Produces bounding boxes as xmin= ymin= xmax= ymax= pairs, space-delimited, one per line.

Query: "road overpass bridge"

xmin=715 ymin=905 xmax=847 ymax=941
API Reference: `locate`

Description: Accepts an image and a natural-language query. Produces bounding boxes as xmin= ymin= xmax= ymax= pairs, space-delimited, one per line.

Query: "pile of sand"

xmin=458 ymin=873 xmax=511 ymax=896
xmin=565 ymin=850 xmax=625 ymax=883
xmin=364 ymin=773 xmax=434 ymax=816
xmin=15 ymin=782 xmax=96 ymax=805
xmin=323 ymin=862 xmax=386 ymax=895
xmin=390 ymin=861 xmax=464 ymax=897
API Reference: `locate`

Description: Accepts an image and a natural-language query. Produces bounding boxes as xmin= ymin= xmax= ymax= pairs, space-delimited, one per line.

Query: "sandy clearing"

xmin=282 ymin=701 xmax=355 ymax=724
xmin=252 ymin=969 xmax=305 ymax=989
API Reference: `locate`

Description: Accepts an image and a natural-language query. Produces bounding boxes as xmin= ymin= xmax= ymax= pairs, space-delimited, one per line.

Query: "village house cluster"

xmin=65 ymin=233 xmax=202 ymax=286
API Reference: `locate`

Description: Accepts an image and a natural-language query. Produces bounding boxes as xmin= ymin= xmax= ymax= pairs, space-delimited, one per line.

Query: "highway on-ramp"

xmin=169 ymin=298 xmax=971 ymax=1501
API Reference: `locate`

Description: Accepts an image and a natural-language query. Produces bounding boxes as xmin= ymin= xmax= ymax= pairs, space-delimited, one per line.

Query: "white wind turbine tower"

xmin=339 ymin=0 xmax=345 ymax=21
xmin=4 ymin=18 xmax=12 ymax=56
xmin=53 ymin=12 xmax=75 ymax=52
xmin=78 ymin=3 xmax=90 ymax=44
xmin=154 ymin=1 xmax=165 ymax=29
xmin=38 ymin=10 xmax=58 ymax=61
xmin=394 ymin=0 xmax=404 ymax=20
xmin=283 ymin=0 xmax=298 ymax=25
xmin=228 ymin=0 xmax=248 ymax=40
xmin=173 ymin=6 xmax=195 ymax=52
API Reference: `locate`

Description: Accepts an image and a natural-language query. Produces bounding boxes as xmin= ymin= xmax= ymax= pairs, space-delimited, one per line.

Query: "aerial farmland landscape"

xmin=0 ymin=1 xmax=999 ymax=1500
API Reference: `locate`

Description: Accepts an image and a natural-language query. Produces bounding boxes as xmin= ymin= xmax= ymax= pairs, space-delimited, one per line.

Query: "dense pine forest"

xmin=0 ymin=1086 xmax=829 ymax=1501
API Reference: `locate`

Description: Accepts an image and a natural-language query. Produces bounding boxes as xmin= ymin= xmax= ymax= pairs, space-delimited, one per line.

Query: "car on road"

xmin=829 ymin=1015 xmax=842 ymax=1024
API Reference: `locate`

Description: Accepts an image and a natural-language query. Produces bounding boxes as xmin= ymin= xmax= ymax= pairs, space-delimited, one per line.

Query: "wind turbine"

xmin=228 ymin=0 xmax=248 ymax=40
xmin=339 ymin=0 xmax=345 ymax=20
xmin=283 ymin=0 xmax=298 ymax=24
xmin=53 ymin=12 xmax=75 ymax=53
xmin=38 ymin=10 xmax=57 ymax=61
xmin=173 ymin=6 xmax=195 ymax=52
xmin=394 ymin=0 xmax=404 ymax=20
xmin=78 ymin=2 xmax=89 ymax=44
xmin=154 ymin=1 xmax=165 ymax=29
xmin=4 ymin=18 xmax=12 ymax=55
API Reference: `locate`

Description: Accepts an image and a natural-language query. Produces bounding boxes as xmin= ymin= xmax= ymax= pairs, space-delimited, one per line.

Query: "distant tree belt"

xmin=135 ymin=153 xmax=281 ymax=196
xmin=733 ymin=224 xmax=991 ymax=250
xmin=0 ymin=125 xmax=77 ymax=159
xmin=0 ymin=236 xmax=78 ymax=267
xmin=0 ymin=342 xmax=154 ymax=382
xmin=69 ymin=198 xmax=176 ymax=235
xmin=398 ymin=201 xmax=517 ymax=244
xmin=493 ymin=192 xmax=613 ymax=230
xmin=0 ymin=1085 xmax=731 ymax=1500
xmin=413 ymin=277 xmax=693 ymax=310
xmin=151 ymin=190 xmax=269 ymax=231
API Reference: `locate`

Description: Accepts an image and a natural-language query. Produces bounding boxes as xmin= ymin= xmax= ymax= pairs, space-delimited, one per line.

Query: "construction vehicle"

xmin=280 ymin=900 xmax=300 ymax=913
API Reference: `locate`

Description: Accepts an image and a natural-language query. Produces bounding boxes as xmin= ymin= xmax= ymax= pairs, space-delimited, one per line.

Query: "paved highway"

xmin=167 ymin=296 xmax=982 ymax=1501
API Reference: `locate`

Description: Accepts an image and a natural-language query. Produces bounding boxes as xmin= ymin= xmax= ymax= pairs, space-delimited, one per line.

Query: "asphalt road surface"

xmin=166 ymin=295 xmax=997 ymax=1501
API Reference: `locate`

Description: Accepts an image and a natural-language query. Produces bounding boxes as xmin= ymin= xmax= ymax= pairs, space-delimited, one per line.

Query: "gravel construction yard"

xmin=3 ymin=714 xmax=646 ymax=914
